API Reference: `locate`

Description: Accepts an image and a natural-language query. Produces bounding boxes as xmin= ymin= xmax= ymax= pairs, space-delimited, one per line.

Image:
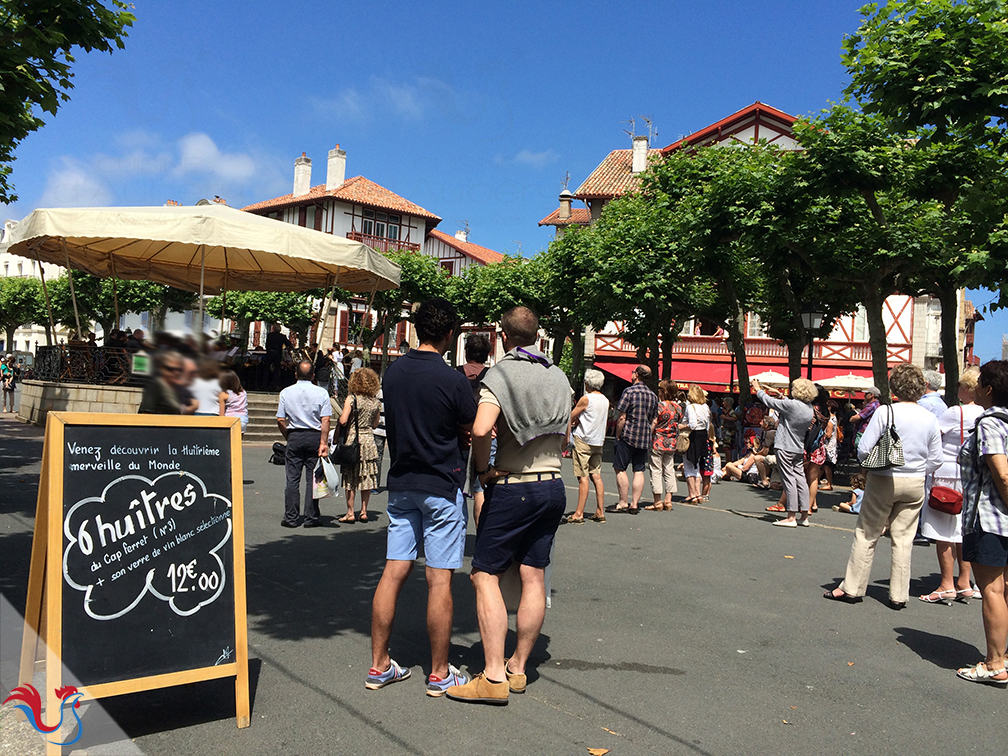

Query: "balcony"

xmin=346 ymin=232 xmax=420 ymax=253
xmin=595 ymin=334 xmax=881 ymax=363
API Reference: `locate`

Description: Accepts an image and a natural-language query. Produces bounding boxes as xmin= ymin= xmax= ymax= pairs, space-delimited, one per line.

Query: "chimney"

xmin=326 ymin=144 xmax=346 ymax=190
xmin=631 ymin=135 xmax=649 ymax=174
xmin=293 ymin=152 xmax=312 ymax=196
xmin=454 ymin=229 xmax=468 ymax=243
xmin=558 ymin=189 xmax=573 ymax=221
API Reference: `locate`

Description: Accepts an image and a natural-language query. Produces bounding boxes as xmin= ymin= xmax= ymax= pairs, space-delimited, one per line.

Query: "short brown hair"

xmin=348 ymin=367 xmax=380 ymax=397
xmin=889 ymin=363 xmax=925 ymax=402
xmin=501 ymin=306 xmax=539 ymax=347
xmin=658 ymin=379 xmax=675 ymax=401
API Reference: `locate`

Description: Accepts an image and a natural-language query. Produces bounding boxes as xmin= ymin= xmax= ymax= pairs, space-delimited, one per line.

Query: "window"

xmin=388 ymin=214 xmax=400 ymax=241
xmin=17 ymin=262 xmax=22 ymax=275
xmin=746 ymin=313 xmax=767 ymax=339
xmin=306 ymin=206 xmax=315 ymax=229
xmin=679 ymin=317 xmax=695 ymax=336
xmin=441 ymin=260 xmax=454 ymax=276
xmin=298 ymin=207 xmax=307 ymax=227
xmin=184 ymin=310 xmax=193 ymax=327
xmin=853 ymin=306 xmax=868 ymax=341
xmin=362 ymin=218 xmax=373 ymax=235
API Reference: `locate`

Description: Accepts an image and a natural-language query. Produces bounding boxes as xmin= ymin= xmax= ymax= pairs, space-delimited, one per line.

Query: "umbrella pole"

xmin=197 ymin=244 xmax=206 ymax=345
xmin=221 ymin=268 xmax=228 ymax=338
xmin=358 ymin=280 xmax=378 ymax=353
xmin=61 ymin=237 xmax=83 ymax=339
xmin=109 ymin=255 xmax=119 ymax=328
xmin=315 ymin=272 xmax=339 ymax=349
xmin=34 ymin=245 xmax=55 ymax=346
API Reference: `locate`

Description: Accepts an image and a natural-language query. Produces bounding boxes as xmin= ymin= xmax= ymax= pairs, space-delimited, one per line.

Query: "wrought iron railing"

xmin=346 ymin=231 xmax=420 ymax=252
xmin=32 ymin=346 xmax=140 ymax=386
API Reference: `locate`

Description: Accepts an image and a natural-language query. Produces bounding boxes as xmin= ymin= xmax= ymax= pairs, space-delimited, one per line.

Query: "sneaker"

xmin=503 ymin=658 xmax=526 ymax=694
xmin=365 ymin=659 xmax=411 ymax=690
xmin=445 ymin=672 xmax=509 ymax=705
xmin=425 ymin=664 xmax=470 ymax=697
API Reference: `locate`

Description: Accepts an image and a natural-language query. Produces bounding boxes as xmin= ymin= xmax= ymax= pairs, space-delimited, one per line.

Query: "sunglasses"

xmin=164 ymin=365 xmax=183 ymax=373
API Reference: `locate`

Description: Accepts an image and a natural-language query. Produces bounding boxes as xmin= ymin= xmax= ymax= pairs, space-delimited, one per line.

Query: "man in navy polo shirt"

xmin=367 ymin=298 xmax=476 ymax=696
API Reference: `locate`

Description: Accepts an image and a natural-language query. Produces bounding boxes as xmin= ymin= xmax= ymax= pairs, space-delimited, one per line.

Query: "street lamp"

xmin=725 ymin=336 xmax=736 ymax=396
xmin=800 ymin=303 xmax=825 ymax=380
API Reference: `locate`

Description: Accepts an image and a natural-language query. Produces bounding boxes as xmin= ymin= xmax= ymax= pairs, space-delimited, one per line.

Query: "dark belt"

xmin=497 ymin=472 xmax=561 ymax=485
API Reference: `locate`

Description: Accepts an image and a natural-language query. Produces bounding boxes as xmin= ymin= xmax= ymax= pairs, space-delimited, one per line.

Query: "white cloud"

xmin=312 ymin=76 xmax=456 ymax=123
xmin=37 ymin=159 xmax=113 ymax=208
xmin=512 ymin=148 xmax=559 ymax=169
xmin=175 ymin=133 xmax=256 ymax=183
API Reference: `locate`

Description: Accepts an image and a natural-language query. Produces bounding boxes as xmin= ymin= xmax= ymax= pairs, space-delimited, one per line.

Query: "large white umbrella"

xmin=2 ymin=202 xmax=400 ymax=340
xmin=816 ymin=372 xmax=876 ymax=390
xmin=750 ymin=370 xmax=791 ymax=386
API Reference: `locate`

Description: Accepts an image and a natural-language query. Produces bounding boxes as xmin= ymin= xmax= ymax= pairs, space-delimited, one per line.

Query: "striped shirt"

xmin=960 ymin=406 xmax=1008 ymax=537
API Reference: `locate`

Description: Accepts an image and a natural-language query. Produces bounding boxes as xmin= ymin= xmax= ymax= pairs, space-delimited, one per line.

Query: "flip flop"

xmin=765 ymin=504 xmax=786 ymax=513
xmin=338 ymin=513 xmax=356 ymax=523
xmin=359 ymin=512 xmax=369 ymax=523
xmin=605 ymin=504 xmax=629 ymax=513
xmin=562 ymin=514 xmax=585 ymax=524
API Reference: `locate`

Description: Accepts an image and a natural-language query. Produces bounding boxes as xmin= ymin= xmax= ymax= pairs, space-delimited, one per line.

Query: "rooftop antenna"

xmin=640 ymin=115 xmax=658 ymax=144
xmin=560 ymin=171 xmax=571 ymax=192
xmin=512 ymin=240 xmax=523 ymax=255
xmin=619 ymin=116 xmax=636 ymax=139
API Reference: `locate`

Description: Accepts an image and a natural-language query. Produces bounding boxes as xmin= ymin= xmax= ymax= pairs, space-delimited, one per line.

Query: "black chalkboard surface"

xmin=60 ymin=425 xmax=236 ymax=686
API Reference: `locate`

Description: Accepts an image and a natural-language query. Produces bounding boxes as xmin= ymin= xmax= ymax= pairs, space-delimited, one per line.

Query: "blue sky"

xmin=2 ymin=0 xmax=1004 ymax=360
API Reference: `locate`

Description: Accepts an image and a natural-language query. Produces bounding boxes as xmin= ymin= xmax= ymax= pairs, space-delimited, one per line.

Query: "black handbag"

xmin=332 ymin=396 xmax=361 ymax=467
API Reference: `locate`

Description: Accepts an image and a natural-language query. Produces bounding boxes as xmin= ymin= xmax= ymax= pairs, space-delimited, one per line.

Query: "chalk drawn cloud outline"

xmin=63 ymin=471 xmax=232 ymax=620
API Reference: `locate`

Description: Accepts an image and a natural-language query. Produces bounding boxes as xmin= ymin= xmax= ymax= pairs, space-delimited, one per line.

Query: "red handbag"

xmin=928 ymin=407 xmax=963 ymax=516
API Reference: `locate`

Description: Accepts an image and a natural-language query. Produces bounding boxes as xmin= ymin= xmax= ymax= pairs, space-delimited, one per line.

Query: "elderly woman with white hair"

xmin=563 ymin=368 xmax=610 ymax=524
xmin=752 ymin=377 xmax=817 ymax=527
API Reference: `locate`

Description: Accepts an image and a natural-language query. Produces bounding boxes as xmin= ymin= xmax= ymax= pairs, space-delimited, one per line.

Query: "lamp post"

xmin=800 ymin=304 xmax=825 ymax=380
xmin=725 ymin=336 xmax=736 ymax=397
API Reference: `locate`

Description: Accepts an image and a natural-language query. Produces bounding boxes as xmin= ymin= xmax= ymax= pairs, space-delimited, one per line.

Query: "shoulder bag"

xmin=928 ymin=406 xmax=963 ymax=515
xmin=862 ymin=405 xmax=905 ymax=470
xmin=332 ymin=396 xmax=361 ymax=467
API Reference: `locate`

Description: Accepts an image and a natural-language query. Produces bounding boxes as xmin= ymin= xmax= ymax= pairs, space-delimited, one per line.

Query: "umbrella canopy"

xmin=1 ymin=203 xmax=400 ymax=294
xmin=750 ymin=370 xmax=791 ymax=386
xmin=816 ymin=372 xmax=876 ymax=390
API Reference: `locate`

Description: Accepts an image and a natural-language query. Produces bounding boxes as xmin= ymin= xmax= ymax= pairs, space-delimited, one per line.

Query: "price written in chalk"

xmin=168 ymin=560 xmax=220 ymax=593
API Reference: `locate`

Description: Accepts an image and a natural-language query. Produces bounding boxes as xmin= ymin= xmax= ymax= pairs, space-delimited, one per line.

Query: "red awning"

xmin=593 ymin=359 xmax=875 ymax=394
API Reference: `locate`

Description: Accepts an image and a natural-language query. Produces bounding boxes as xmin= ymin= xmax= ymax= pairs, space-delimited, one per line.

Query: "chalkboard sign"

xmin=18 ymin=413 xmax=249 ymax=746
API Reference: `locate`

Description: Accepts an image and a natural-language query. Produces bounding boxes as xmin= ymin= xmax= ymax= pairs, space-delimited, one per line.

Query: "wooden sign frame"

xmin=18 ymin=413 xmax=250 ymax=754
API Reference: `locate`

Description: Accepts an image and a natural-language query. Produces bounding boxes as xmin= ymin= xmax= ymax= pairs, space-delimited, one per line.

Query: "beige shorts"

xmin=571 ymin=436 xmax=603 ymax=477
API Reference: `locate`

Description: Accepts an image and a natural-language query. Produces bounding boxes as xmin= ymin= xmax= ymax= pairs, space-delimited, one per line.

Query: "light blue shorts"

xmin=386 ymin=489 xmax=466 ymax=569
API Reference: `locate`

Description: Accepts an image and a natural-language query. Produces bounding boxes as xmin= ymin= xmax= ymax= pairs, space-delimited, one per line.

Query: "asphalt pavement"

xmin=0 ymin=413 xmax=1004 ymax=756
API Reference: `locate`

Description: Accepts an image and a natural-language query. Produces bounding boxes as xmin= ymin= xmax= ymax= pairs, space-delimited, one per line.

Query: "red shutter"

xmin=314 ymin=206 xmax=322 ymax=231
xmin=339 ymin=308 xmax=349 ymax=344
xmin=396 ymin=321 xmax=406 ymax=350
xmin=298 ymin=206 xmax=307 ymax=227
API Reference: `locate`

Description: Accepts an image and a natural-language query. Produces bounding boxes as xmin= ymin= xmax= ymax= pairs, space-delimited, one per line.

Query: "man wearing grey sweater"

xmin=447 ymin=306 xmax=572 ymax=706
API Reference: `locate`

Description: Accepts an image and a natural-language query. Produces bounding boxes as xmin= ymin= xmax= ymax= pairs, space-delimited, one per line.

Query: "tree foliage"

xmin=0 ymin=275 xmax=44 ymax=349
xmin=0 ymin=0 xmax=135 ymax=202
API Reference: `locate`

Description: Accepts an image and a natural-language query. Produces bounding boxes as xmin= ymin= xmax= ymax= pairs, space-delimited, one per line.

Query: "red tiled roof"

xmin=572 ymin=149 xmax=660 ymax=200
xmin=428 ymin=229 xmax=504 ymax=265
xmin=241 ymin=175 xmax=441 ymax=220
xmin=661 ymin=101 xmax=797 ymax=154
xmin=538 ymin=207 xmax=591 ymax=227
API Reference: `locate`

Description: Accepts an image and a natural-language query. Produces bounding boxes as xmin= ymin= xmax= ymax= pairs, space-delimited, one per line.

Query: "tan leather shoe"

xmin=445 ymin=672 xmax=509 ymax=705
xmin=503 ymin=658 xmax=526 ymax=694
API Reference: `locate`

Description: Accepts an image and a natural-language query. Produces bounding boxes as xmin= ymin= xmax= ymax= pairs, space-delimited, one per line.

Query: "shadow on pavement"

xmin=894 ymin=626 xmax=982 ymax=670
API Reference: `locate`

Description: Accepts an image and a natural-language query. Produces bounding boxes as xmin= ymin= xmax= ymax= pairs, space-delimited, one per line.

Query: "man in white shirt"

xmin=276 ymin=360 xmax=331 ymax=528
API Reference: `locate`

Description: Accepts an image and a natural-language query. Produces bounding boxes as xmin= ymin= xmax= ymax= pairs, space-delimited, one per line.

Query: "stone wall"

xmin=17 ymin=380 xmax=142 ymax=425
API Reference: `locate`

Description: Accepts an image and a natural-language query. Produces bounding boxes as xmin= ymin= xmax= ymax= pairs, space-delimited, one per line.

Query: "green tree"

xmin=0 ymin=275 xmax=43 ymax=350
xmin=0 ymin=0 xmax=135 ymax=202
xmin=206 ymin=291 xmax=311 ymax=349
xmin=842 ymin=0 xmax=1008 ymax=144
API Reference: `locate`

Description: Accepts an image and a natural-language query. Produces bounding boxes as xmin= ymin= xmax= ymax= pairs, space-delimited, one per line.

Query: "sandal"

xmin=919 ymin=589 xmax=956 ymax=605
xmin=359 ymin=512 xmax=369 ymax=523
xmin=753 ymin=481 xmax=770 ymax=490
xmin=823 ymin=588 xmax=862 ymax=604
xmin=682 ymin=497 xmax=698 ymax=505
xmin=765 ymin=503 xmax=786 ymax=513
xmin=605 ymin=503 xmax=629 ymax=513
xmin=562 ymin=514 xmax=585 ymax=524
xmin=956 ymin=662 xmax=1008 ymax=687
xmin=644 ymin=504 xmax=663 ymax=511
xmin=662 ymin=503 xmax=674 ymax=511
xmin=337 ymin=513 xmax=356 ymax=523
xmin=956 ymin=587 xmax=982 ymax=603
xmin=588 ymin=514 xmax=606 ymax=523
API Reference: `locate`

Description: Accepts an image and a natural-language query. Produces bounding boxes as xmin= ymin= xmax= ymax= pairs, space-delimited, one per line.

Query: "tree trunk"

xmin=936 ymin=284 xmax=961 ymax=406
xmin=4 ymin=327 xmax=14 ymax=353
xmin=646 ymin=336 xmax=660 ymax=390
xmin=552 ymin=332 xmax=566 ymax=366
xmin=862 ymin=287 xmax=891 ymax=402
xmin=44 ymin=321 xmax=52 ymax=347
xmin=660 ymin=327 xmax=674 ymax=381
xmin=153 ymin=305 xmax=168 ymax=333
xmin=786 ymin=337 xmax=803 ymax=383
xmin=726 ymin=305 xmax=750 ymax=399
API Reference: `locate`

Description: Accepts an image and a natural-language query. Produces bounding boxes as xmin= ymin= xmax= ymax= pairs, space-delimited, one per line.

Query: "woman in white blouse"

xmin=918 ymin=367 xmax=984 ymax=605
xmin=825 ymin=364 xmax=942 ymax=609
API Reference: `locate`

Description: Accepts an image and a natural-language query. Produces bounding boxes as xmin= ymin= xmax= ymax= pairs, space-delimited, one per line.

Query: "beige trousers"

xmin=840 ymin=472 xmax=925 ymax=604
xmin=650 ymin=447 xmax=677 ymax=496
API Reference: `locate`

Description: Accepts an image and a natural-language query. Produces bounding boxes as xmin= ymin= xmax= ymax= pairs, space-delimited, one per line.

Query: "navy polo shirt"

xmin=383 ymin=349 xmax=477 ymax=499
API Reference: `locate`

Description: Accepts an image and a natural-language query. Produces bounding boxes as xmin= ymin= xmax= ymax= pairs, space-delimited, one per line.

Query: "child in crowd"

xmin=218 ymin=370 xmax=249 ymax=434
xmin=833 ymin=472 xmax=865 ymax=514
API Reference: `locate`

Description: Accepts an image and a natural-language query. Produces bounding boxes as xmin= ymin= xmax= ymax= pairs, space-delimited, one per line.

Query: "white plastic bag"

xmin=313 ymin=457 xmax=340 ymax=500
